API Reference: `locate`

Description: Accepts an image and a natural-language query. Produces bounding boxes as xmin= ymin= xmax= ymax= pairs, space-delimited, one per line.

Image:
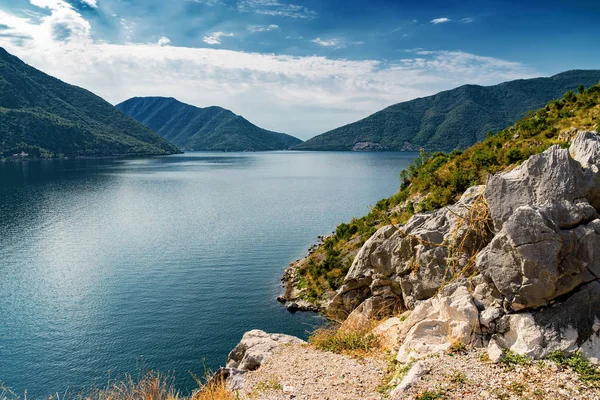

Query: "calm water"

xmin=0 ymin=151 xmax=417 ymax=396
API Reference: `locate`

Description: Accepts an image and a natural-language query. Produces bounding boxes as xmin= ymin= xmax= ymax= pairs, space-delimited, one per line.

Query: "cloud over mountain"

xmin=0 ymin=0 xmax=537 ymax=138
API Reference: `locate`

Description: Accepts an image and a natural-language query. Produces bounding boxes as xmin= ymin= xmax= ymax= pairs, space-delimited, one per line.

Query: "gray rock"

xmin=320 ymin=131 xmax=600 ymax=365
xmin=570 ymin=131 xmax=600 ymax=209
xmin=226 ymin=330 xmax=305 ymax=371
xmin=396 ymin=283 xmax=481 ymax=362
xmin=480 ymin=306 xmax=503 ymax=330
xmin=570 ymin=130 xmax=600 ymax=168
xmin=491 ymin=281 xmax=600 ymax=359
xmin=485 ymin=144 xmax=590 ymax=231
xmin=487 ymin=339 xmax=504 ymax=363
xmin=477 ymin=133 xmax=600 ymax=310
xmin=327 ymin=186 xmax=491 ymax=320
xmin=477 ymin=206 xmax=599 ymax=310
xmin=390 ymin=361 xmax=430 ymax=398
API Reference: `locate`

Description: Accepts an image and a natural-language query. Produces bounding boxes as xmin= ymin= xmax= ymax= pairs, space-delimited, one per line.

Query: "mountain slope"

xmin=116 ymin=97 xmax=302 ymax=151
xmin=0 ymin=48 xmax=180 ymax=158
xmin=293 ymin=70 xmax=600 ymax=152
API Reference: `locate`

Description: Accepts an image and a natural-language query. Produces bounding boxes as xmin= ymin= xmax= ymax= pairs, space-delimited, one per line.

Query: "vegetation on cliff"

xmin=289 ymin=82 xmax=600 ymax=306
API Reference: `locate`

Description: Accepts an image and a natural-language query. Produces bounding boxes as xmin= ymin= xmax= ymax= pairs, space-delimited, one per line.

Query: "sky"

xmin=0 ymin=0 xmax=599 ymax=139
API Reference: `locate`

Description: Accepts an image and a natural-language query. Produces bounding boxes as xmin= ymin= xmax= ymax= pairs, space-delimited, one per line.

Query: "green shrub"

xmin=502 ymin=350 xmax=531 ymax=367
xmin=548 ymin=351 xmax=600 ymax=383
xmin=505 ymin=148 xmax=523 ymax=164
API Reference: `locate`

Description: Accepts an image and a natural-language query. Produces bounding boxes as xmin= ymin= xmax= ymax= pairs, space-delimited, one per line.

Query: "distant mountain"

xmin=116 ymin=97 xmax=302 ymax=151
xmin=293 ymin=70 xmax=600 ymax=152
xmin=0 ymin=48 xmax=180 ymax=158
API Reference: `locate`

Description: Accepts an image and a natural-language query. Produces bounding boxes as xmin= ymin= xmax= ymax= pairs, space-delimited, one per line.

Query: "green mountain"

xmin=0 ymin=48 xmax=181 ymax=158
xmin=293 ymin=70 xmax=600 ymax=152
xmin=116 ymin=97 xmax=302 ymax=151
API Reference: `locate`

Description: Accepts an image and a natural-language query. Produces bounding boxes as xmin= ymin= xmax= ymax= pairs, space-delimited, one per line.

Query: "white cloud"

xmin=2 ymin=0 xmax=91 ymax=47
xmin=0 ymin=1 xmax=536 ymax=139
xmin=80 ymin=0 xmax=98 ymax=8
xmin=185 ymin=0 xmax=222 ymax=5
xmin=157 ymin=36 xmax=171 ymax=47
xmin=312 ymin=37 xmax=341 ymax=47
xmin=247 ymin=24 xmax=279 ymax=33
xmin=237 ymin=0 xmax=317 ymax=19
xmin=120 ymin=18 xmax=134 ymax=40
xmin=431 ymin=17 xmax=451 ymax=24
xmin=203 ymin=31 xmax=235 ymax=45
xmin=461 ymin=17 xmax=474 ymax=23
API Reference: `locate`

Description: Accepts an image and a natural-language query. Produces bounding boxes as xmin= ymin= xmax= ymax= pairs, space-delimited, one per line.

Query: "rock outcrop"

xmin=325 ymin=131 xmax=600 ymax=363
xmin=220 ymin=330 xmax=305 ymax=389
xmin=326 ymin=185 xmax=492 ymax=321
xmin=396 ymin=282 xmax=482 ymax=362
xmin=226 ymin=330 xmax=305 ymax=372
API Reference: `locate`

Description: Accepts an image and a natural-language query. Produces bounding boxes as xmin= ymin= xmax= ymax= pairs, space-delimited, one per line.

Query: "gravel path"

xmin=235 ymin=345 xmax=600 ymax=400
xmin=398 ymin=350 xmax=600 ymax=400
xmin=237 ymin=344 xmax=387 ymax=400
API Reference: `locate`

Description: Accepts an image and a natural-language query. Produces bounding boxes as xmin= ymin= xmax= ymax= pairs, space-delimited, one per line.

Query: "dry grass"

xmin=190 ymin=377 xmax=236 ymax=400
xmin=442 ymin=192 xmax=492 ymax=284
xmin=309 ymin=317 xmax=381 ymax=357
xmin=76 ymin=372 xmax=181 ymax=400
xmin=1 ymin=371 xmax=237 ymax=400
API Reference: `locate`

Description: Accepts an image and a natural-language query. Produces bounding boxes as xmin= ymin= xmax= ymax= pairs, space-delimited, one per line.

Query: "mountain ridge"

xmin=117 ymin=96 xmax=303 ymax=152
xmin=0 ymin=47 xmax=181 ymax=158
xmin=293 ymin=69 xmax=600 ymax=152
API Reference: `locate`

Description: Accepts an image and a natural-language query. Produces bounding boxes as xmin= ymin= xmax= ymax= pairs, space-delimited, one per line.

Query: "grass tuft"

xmin=415 ymin=389 xmax=445 ymax=400
xmin=309 ymin=318 xmax=380 ymax=356
xmin=82 ymin=372 xmax=181 ymax=400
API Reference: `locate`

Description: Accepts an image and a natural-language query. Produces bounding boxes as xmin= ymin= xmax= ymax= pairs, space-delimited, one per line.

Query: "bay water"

xmin=0 ymin=151 xmax=417 ymax=396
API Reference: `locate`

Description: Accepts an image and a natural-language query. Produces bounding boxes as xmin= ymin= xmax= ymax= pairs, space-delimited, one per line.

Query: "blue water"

xmin=0 ymin=151 xmax=417 ymax=397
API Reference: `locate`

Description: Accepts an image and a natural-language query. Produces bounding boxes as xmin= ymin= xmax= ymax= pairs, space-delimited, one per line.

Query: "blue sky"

xmin=0 ymin=0 xmax=599 ymax=138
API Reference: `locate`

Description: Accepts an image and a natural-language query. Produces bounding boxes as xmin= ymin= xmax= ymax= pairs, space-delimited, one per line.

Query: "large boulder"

xmin=476 ymin=206 xmax=600 ymax=310
xmin=485 ymin=144 xmax=594 ymax=230
xmin=478 ymin=134 xmax=600 ymax=311
xmin=396 ymin=282 xmax=481 ymax=363
xmin=489 ymin=280 xmax=600 ymax=360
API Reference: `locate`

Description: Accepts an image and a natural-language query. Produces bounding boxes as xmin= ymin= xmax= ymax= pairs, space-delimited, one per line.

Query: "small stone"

xmin=390 ymin=361 xmax=430 ymax=397
xmin=283 ymin=385 xmax=295 ymax=393
xmin=487 ymin=339 xmax=504 ymax=363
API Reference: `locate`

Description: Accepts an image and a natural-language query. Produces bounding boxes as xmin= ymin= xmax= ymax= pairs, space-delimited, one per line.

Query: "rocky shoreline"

xmin=277 ymin=234 xmax=338 ymax=313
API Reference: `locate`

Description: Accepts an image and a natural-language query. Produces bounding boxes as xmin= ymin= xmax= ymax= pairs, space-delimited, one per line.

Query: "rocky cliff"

xmin=220 ymin=131 xmax=600 ymax=399
xmin=322 ymin=130 xmax=600 ymax=363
